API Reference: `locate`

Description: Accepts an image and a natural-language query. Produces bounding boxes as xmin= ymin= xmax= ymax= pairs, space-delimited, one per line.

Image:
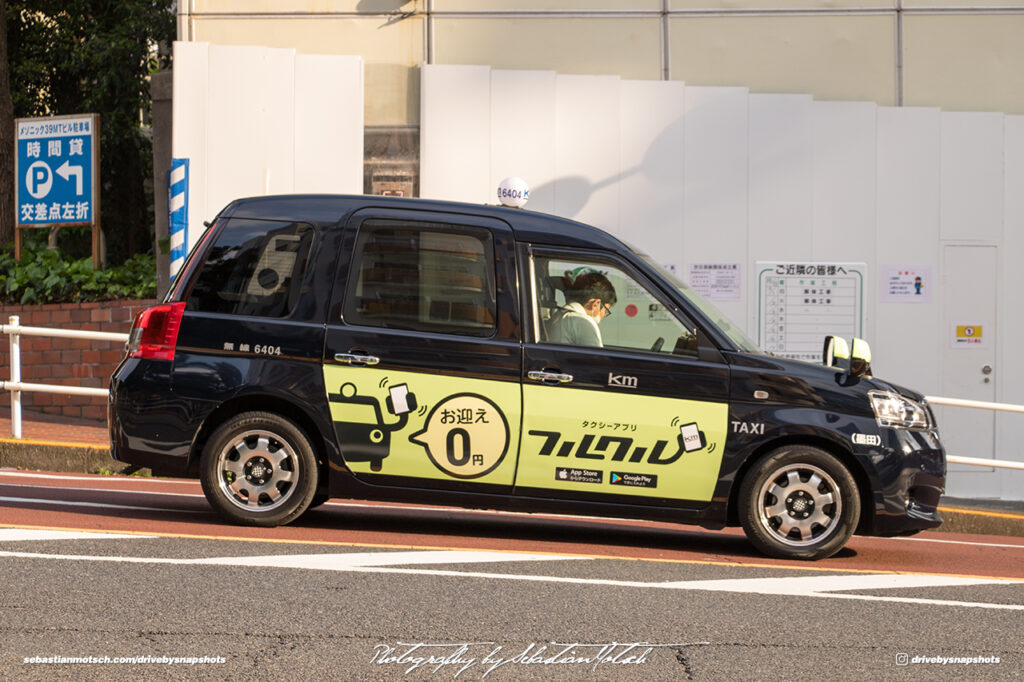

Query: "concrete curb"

xmin=2 ymin=439 xmax=1022 ymax=538
xmin=934 ymin=507 xmax=1024 ymax=539
xmin=0 ymin=440 xmax=122 ymax=474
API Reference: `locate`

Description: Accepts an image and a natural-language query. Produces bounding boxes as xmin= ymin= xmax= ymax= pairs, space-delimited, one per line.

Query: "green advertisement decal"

xmin=520 ymin=385 xmax=727 ymax=502
xmin=324 ymin=366 xmax=727 ymax=502
xmin=324 ymin=367 xmax=520 ymax=485
xmin=410 ymin=394 xmax=510 ymax=479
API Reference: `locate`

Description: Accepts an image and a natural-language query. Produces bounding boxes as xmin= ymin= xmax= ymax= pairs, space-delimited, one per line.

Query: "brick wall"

xmin=0 ymin=299 xmax=158 ymax=421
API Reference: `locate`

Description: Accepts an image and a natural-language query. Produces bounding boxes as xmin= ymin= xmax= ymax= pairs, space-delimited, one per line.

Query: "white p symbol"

xmin=26 ymin=161 xmax=53 ymax=199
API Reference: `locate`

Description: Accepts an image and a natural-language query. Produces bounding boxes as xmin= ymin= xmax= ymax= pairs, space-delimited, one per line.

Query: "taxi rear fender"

xmin=187 ymin=393 xmax=331 ymax=485
xmin=727 ymin=434 xmax=874 ymax=535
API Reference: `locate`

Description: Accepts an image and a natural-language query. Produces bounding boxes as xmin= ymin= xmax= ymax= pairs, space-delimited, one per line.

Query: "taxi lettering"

xmin=528 ymin=429 xmax=686 ymax=465
xmin=731 ymin=421 xmax=765 ymax=435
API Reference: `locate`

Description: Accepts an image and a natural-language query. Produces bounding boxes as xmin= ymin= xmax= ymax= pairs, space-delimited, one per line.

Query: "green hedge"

xmin=0 ymin=231 xmax=157 ymax=305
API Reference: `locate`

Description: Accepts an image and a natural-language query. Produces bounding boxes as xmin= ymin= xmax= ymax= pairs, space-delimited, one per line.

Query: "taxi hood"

xmin=725 ymin=350 xmax=924 ymax=417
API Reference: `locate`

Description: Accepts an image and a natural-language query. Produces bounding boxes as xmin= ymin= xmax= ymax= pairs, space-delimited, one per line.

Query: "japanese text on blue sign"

xmin=16 ymin=115 xmax=95 ymax=226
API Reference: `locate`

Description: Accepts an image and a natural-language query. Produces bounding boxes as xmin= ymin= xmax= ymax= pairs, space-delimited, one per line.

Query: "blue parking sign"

xmin=15 ymin=114 xmax=98 ymax=226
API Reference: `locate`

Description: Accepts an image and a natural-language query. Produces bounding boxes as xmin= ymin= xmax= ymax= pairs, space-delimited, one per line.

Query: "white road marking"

xmin=0 ymin=483 xmax=205 ymax=499
xmin=0 ymin=496 xmax=200 ymax=514
xmin=880 ymin=536 xmax=1024 ymax=550
xmin=344 ymin=567 xmax=1024 ymax=611
xmin=0 ymin=549 xmax=580 ymax=568
xmin=191 ymin=550 xmax=580 ymax=569
xmin=1 ymin=473 xmax=1022 ymax=551
xmin=0 ymin=547 xmax=1020 ymax=610
xmin=657 ymin=573 xmax=1006 ymax=594
xmin=0 ymin=471 xmax=197 ymax=485
xmin=0 ymin=529 xmax=155 ymax=541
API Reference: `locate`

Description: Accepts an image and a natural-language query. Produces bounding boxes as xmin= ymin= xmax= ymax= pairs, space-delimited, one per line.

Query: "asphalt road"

xmin=1 ymin=470 xmax=1022 ymax=680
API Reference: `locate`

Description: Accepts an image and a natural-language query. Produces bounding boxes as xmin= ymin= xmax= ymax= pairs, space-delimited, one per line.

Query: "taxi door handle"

xmin=334 ymin=352 xmax=380 ymax=367
xmin=528 ymin=370 xmax=574 ymax=385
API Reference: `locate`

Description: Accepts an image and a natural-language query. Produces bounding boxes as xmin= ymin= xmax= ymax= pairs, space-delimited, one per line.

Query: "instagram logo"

xmin=895 ymin=653 xmax=909 ymax=666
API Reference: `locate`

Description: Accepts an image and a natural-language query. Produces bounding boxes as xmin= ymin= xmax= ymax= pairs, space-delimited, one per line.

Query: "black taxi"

xmin=109 ymin=194 xmax=945 ymax=560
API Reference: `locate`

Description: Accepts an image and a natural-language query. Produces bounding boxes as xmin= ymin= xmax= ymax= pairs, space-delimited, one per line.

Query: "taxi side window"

xmin=344 ymin=220 xmax=497 ymax=336
xmin=186 ymin=218 xmax=314 ymax=318
xmin=533 ymin=253 xmax=698 ymax=356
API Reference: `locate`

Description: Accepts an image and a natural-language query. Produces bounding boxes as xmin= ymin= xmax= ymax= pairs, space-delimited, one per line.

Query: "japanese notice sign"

xmin=756 ymin=262 xmax=866 ymax=362
xmin=688 ymin=263 xmax=741 ymax=301
xmin=880 ymin=265 xmax=932 ymax=303
xmin=952 ymin=324 xmax=986 ymax=348
xmin=15 ymin=114 xmax=98 ymax=227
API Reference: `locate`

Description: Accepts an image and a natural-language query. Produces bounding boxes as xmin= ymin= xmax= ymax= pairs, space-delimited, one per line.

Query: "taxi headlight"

xmin=868 ymin=390 xmax=931 ymax=430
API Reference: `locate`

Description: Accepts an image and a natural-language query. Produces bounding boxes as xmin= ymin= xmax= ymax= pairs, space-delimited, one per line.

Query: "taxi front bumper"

xmin=863 ymin=426 xmax=945 ymax=536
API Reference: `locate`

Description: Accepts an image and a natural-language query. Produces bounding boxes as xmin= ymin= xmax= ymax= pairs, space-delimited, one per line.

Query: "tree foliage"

xmin=2 ymin=0 xmax=174 ymax=264
xmin=0 ymin=1 xmax=15 ymax=247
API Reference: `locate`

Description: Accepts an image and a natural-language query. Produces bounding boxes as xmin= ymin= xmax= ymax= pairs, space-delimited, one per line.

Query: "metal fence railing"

xmin=1 ymin=315 xmax=1023 ymax=471
xmin=924 ymin=395 xmax=1024 ymax=471
xmin=1 ymin=315 xmax=128 ymax=438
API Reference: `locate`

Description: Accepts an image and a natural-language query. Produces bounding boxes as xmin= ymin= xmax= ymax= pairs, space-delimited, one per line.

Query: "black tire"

xmin=200 ymin=411 xmax=318 ymax=527
xmin=738 ymin=446 xmax=860 ymax=560
xmin=308 ymin=492 xmax=331 ymax=510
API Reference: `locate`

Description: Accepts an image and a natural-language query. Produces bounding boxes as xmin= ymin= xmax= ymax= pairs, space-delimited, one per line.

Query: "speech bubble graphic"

xmin=409 ymin=393 xmax=510 ymax=479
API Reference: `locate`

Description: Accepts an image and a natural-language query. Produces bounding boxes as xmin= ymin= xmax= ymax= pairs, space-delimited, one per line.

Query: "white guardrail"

xmin=0 ymin=316 xmax=1023 ymax=470
xmin=923 ymin=396 xmax=1024 ymax=471
xmin=1 ymin=315 xmax=128 ymax=438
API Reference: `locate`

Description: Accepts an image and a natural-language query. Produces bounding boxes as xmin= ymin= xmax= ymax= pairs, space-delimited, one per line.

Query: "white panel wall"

xmin=940 ymin=112 xmax=1004 ymax=243
xmin=295 ymin=54 xmax=364 ymax=193
xmin=873 ymin=107 xmax=941 ymax=390
xmin=618 ymin=79 xmax=686 ymax=262
xmin=420 ymin=64 xmax=491 ymax=203
xmin=811 ymin=101 xmax=878 ymax=344
xmin=682 ymin=87 xmax=749 ymax=326
xmin=172 ymin=42 xmax=209 ymax=258
xmin=172 ymin=42 xmax=364 ymax=255
xmin=207 ymin=45 xmax=294 ymax=215
xmin=554 ymin=75 xmax=621 ymax=233
xmin=418 ymin=65 xmax=1024 ymax=499
xmin=812 ymin=101 xmax=877 ymax=262
xmin=998 ymin=115 xmax=1024 ymax=498
xmin=489 ymin=70 xmax=557 ymax=214
xmin=747 ymin=95 xmax=815 ymax=270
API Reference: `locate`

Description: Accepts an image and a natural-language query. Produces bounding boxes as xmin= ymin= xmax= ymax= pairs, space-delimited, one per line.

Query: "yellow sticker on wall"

xmin=953 ymin=324 xmax=985 ymax=347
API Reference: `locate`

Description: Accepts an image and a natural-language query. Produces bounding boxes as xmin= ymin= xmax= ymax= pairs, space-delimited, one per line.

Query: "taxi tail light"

xmin=127 ymin=302 xmax=186 ymax=361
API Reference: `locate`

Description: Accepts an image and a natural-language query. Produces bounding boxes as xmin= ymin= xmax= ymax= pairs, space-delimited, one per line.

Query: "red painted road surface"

xmin=1 ymin=470 xmax=1022 ymax=579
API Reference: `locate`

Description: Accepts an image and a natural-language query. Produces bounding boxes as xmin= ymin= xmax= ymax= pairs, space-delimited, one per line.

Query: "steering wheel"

xmin=651 ymin=337 xmax=665 ymax=353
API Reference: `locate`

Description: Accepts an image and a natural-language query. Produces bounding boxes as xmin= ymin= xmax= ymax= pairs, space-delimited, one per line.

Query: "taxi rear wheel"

xmin=739 ymin=446 xmax=860 ymax=560
xmin=200 ymin=412 xmax=318 ymax=527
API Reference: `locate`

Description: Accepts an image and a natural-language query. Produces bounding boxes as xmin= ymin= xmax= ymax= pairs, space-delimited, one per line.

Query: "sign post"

xmin=14 ymin=113 xmax=101 ymax=267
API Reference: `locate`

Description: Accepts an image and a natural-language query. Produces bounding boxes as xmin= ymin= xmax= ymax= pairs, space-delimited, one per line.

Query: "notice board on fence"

xmin=755 ymin=262 xmax=866 ymax=362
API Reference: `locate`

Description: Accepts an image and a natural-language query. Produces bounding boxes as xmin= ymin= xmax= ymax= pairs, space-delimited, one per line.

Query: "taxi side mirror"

xmin=822 ymin=335 xmax=850 ymax=369
xmin=849 ymin=337 xmax=872 ymax=378
xmin=825 ymin=335 xmax=871 ymax=386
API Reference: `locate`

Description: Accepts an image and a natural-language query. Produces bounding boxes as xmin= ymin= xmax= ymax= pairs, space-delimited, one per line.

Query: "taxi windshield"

xmin=636 ymin=252 xmax=761 ymax=353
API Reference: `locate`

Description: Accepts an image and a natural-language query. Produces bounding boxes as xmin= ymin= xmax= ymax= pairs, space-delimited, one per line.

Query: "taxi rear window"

xmin=186 ymin=218 xmax=314 ymax=318
xmin=344 ymin=219 xmax=496 ymax=336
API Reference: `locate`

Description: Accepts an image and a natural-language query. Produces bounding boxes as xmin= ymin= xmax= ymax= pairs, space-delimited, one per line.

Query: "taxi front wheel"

xmin=200 ymin=412 xmax=319 ymax=527
xmin=739 ymin=446 xmax=860 ymax=560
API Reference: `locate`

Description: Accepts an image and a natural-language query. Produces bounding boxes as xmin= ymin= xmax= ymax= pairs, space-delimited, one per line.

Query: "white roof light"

xmin=496 ymin=177 xmax=529 ymax=208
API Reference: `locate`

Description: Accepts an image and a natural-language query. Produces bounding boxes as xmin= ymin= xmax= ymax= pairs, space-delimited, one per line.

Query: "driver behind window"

xmin=549 ymin=267 xmax=617 ymax=347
